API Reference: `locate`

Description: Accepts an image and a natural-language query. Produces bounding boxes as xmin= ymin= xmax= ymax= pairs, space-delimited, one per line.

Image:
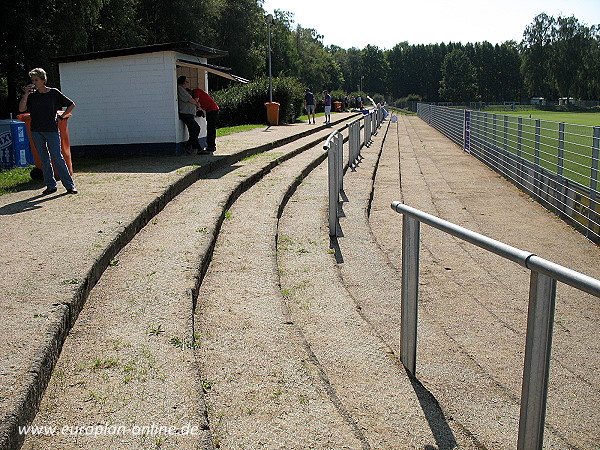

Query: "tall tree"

xmin=581 ymin=31 xmax=600 ymax=99
xmin=91 ymin=0 xmax=149 ymax=51
xmin=550 ymin=16 xmax=595 ymax=102
xmin=439 ymin=48 xmax=477 ymax=102
xmin=496 ymin=41 xmax=523 ymax=101
xmin=521 ymin=13 xmax=555 ymax=99
xmin=386 ymin=42 xmax=407 ymax=99
xmin=293 ymin=25 xmax=342 ymax=91
xmin=213 ymin=0 xmax=265 ymax=82
xmin=269 ymin=10 xmax=300 ymax=78
xmin=361 ymin=45 xmax=389 ymax=95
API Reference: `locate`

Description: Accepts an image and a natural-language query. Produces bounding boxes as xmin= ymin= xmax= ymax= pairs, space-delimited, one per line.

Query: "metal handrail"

xmin=390 ymin=200 xmax=600 ymax=449
xmin=324 ymin=106 xmax=383 ymax=236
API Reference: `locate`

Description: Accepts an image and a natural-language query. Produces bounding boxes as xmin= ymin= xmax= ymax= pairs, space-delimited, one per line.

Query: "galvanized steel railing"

xmin=417 ymin=103 xmax=600 ymax=244
xmin=325 ymin=107 xmax=382 ymax=236
xmin=390 ymin=200 xmax=600 ymax=450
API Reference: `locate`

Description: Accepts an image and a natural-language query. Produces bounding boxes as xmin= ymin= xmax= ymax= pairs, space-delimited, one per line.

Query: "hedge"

xmin=213 ymin=76 xmax=305 ymax=126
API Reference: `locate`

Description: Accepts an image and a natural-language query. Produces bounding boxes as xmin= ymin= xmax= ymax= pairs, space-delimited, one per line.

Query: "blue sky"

xmin=261 ymin=0 xmax=600 ymax=49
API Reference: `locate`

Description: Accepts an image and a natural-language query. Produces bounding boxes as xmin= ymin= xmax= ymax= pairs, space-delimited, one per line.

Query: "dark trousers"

xmin=179 ymin=113 xmax=200 ymax=148
xmin=206 ymin=110 xmax=219 ymax=150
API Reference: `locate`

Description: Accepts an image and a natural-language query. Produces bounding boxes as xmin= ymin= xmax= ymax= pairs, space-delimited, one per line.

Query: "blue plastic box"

xmin=0 ymin=119 xmax=34 ymax=170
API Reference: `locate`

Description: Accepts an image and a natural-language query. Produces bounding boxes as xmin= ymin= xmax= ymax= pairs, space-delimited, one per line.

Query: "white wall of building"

xmin=59 ymin=51 xmax=208 ymax=148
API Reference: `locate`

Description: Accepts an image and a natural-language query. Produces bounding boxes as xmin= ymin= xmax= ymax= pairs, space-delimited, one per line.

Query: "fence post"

xmin=517 ymin=117 xmax=523 ymax=187
xmin=492 ymin=114 xmax=498 ymax=171
xmin=517 ymin=271 xmax=557 ymax=450
xmin=534 ymin=119 xmax=541 ymax=198
xmin=372 ymin=110 xmax=378 ymax=135
xmin=557 ymin=123 xmax=564 ymax=178
xmin=349 ymin=122 xmax=356 ymax=168
xmin=484 ymin=113 xmax=489 ymax=161
xmin=401 ymin=215 xmax=420 ymax=376
xmin=590 ymin=127 xmax=599 ymax=237
xmin=463 ymin=110 xmax=471 ymax=153
xmin=557 ymin=123 xmax=566 ymax=213
xmin=503 ymin=115 xmax=509 ymax=176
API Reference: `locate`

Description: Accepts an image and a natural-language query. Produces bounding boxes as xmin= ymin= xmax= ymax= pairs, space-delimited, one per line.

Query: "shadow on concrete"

xmin=0 ymin=191 xmax=63 ymax=215
xmin=406 ymin=368 xmax=461 ymax=450
xmin=329 ymin=236 xmax=344 ymax=264
xmin=73 ymin=154 xmax=219 ymax=175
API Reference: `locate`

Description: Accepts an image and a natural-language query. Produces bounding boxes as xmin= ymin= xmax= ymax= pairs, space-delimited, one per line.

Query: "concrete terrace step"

xmin=23 ymin=130 xmax=348 ymax=449
xmin=0 ymin=113 xmax=359 ymax=450
xmin=195 ymin=138 xmax=363 ymax=448
xmin=368 ymin=116 xmax=600 ymax=448
xmin=3 ymin=111 xmax=598 ymax=449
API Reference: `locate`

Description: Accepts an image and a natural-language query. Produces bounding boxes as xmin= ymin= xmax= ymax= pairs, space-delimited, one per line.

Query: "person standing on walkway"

xmin=193 ymin=87 xmax=220 ymax=153
xmin=177 ymin=76 xmax=204 ymax=153
xmin=323 ymin=90 xmax=332 ymax=124
xmin=304 ymin=89 xmax=316 ymax=124
xmin=19 ymin=68 xmax=77 ymax=195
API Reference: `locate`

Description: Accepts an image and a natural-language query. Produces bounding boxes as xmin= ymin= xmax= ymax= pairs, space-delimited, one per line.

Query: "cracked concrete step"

xmin=368 ymin=116 xmax=600 ymax=448
xmin=277 ymin=125 xmax=482 ymax=449
xmin=19 ymin=123 xmax=351 ymax=450
xmin=0 ymin=113 xmax=359 ymax=450
xmin=194 ymin=132 xmax=374 ymax=448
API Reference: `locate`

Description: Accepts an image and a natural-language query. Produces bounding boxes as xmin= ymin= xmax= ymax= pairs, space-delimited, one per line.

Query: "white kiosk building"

xmin=53 ymin=42 xmax=247 ymax=156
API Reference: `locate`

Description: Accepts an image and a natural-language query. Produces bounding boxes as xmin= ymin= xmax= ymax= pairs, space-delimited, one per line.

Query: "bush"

xmin=372 ymin=93 xmax=386 ymax=105
xmin=213 ymin=76 xmax=304 ymax=126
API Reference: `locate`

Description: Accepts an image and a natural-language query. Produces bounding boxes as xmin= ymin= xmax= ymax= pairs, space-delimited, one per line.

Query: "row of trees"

xmin=1 ymin=0 xmax=599 ymax=117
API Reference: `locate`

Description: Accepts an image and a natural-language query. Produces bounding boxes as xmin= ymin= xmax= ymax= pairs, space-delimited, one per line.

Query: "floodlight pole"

xmin=266 ymin=14 xmax=273 ymax=102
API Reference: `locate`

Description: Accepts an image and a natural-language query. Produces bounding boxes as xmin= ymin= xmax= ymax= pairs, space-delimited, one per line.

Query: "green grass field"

xmin=487 ymin=109 xmax=600 ymax=127
xmin=472 ymin=110 xmax=598 ymax=187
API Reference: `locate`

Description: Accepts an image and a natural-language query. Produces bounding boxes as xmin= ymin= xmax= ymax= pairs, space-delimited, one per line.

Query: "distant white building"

xmin=559 ymin=97 xmax=575 ymax=106
xmin=530 ymin=97 xmax=545 ymax=106
xmin=53 ymin=42 xmax=247 ymax=156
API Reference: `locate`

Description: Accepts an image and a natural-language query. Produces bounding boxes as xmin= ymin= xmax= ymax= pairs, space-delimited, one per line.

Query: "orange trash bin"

xmin=17 ymin=111 xmax=73 ymax=180
xmin=333 ymin=101 xmax=342 ymax=112
xmin=264 ymin=102 xmax=280 ymax=125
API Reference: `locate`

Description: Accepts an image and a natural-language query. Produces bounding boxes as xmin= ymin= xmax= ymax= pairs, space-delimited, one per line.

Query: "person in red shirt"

xmin=193 ymin=88 xmax=219 ymax=153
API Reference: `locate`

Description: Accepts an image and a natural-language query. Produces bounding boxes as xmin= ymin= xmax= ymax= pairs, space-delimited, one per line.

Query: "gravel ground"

xmin=2 ymin=111 xmax=598 ymax=449
xmin=0 ymin=114 xmax=356 ymax=450
xmin=367 ymin=116 xmax=600 ymax=448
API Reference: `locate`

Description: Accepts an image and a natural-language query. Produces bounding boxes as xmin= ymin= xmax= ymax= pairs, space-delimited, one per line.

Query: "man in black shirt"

xmin=19 ymin=68 xmax=77 ymax=195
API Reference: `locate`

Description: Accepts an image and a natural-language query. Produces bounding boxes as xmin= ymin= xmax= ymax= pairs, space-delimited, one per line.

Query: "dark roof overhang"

xmin=52 ymin=41 xmax=227 ymax=63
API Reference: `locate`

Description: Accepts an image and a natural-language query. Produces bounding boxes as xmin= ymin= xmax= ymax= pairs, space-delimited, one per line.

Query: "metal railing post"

xmin=591 ymin=127 xmax=599 ymax=235
xmin=534 ymin=119 xmax=541 ymax=198
xmin=401 ymin=214 xmax=420 ymax=376
xmin=518 ymin=117 xmax=523 ymax=187
xmin=503 ymin=115 xmax=509 ymax=175
xmin=326 ymin=131 xmax=343 ymax=237
xmin=392 ymin=200 xmax=600 ymax=447
xmin=517 ymin=271 xmax=557 ymax=450
xmin=336 ymin=133 xmax=343 ymax=193
xmin=557 ymin=123 xmax=565 ymax=213
xmin=327 ymin=142 xmax=337 ymax=236
xmin=348 ymin=122 xmax=356 ymax=168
